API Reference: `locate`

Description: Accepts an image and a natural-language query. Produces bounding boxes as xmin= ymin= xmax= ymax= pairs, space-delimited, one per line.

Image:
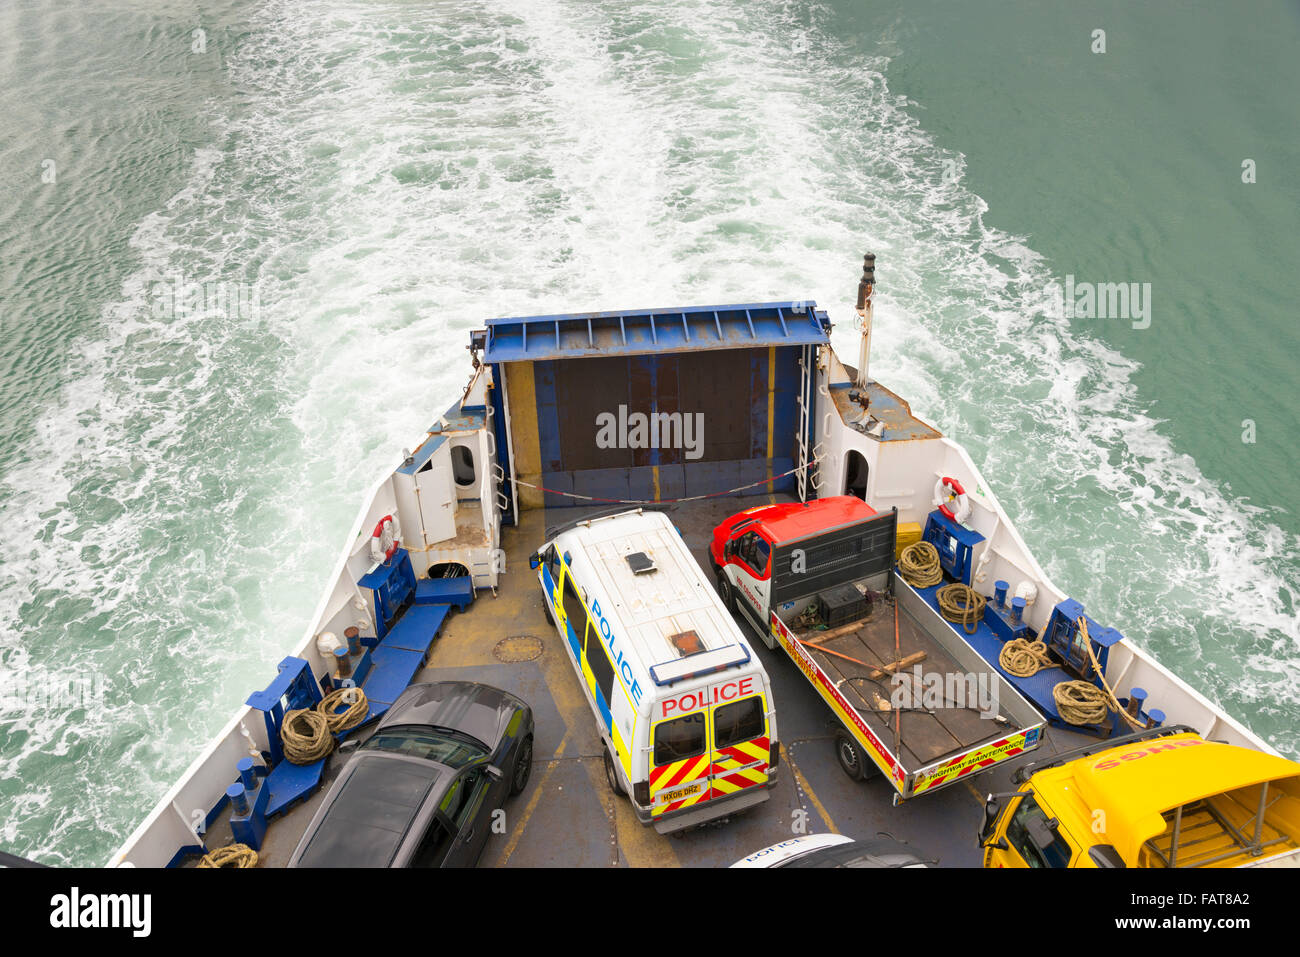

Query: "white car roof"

xmin=731 ymin=833 xmax=855 ymax=868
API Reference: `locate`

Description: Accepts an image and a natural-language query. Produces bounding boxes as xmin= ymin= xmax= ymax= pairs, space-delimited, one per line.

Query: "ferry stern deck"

xmin=196 ymin=492 xmax=1095 ymax=868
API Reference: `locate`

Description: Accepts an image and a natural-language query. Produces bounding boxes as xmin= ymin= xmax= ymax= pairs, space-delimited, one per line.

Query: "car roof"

xmin=291 ymin=754 xmax=445 ymax=868
xmin=778 ymin=837 xmax=929 ymax=868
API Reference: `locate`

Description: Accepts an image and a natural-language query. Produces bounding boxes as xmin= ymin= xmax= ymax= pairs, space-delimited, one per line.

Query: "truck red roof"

xmin=718 ymin=496 xmax=879 ymax=546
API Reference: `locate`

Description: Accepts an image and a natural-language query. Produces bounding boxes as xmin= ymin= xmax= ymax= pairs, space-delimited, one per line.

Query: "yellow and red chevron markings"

xmin=911 ymin=734 xmax=1028 ymax=794
xmin=709 ymin=736 xmax=769 ymax=797
xmin=649 ymin=754 xmax=712 ymax=817
xmin=650 ymin=737 xmax=772 ymax=815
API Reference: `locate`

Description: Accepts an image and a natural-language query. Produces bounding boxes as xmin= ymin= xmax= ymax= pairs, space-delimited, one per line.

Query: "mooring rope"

xmin=999 ymin=638 xmax=1055 ymax=677
xmin=1053 ymin=681 xmax=1111 ymax=727
xmin=317 ymin=687 xmax=368 ymax=734
xmin=198 ymin=843 xmax=258 ymax=868
xmin=280 ymin=708 xmax=333 ymax=765
xmin=897 ymin=541 xmax=942 ymax=588
xmin=936 ymin=582 xmax=986 ymax=634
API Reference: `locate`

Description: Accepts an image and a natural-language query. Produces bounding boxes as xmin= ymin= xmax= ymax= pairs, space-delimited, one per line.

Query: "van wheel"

xmin=604 ymin=747 xmax=626 ymax=797
xmin=834 ymin=729 xmax=874 ymax=782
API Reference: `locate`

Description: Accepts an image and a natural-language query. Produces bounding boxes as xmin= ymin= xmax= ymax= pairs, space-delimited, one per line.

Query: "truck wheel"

xmin=604 ymin=747 xmax=626 ymax=797
xmin=835 ymin=729 xmax=874 ymax=782
xmin=716 ymin=573 xmax=735 ymax=612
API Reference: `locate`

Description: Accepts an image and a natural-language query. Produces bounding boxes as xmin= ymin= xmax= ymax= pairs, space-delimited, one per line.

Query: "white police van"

xmin=530 ymin=508 xmax=779 ymax=834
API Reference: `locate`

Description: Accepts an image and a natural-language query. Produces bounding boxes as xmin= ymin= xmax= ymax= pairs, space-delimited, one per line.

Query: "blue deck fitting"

xmin=922 ymin=510 xmax=984 ymax=585
xmin=1041 ymin=599 xmax=1122 ymax=679
xmin=229 ymin=762 xmax=270 ymax=850
xmin=359 ymin=604 xmax=454 ymax=717
xmin=362 ymin=646 xmax=428 ymax=715
xmin=414 ymin=576 xmax=474 ymax=609
xmin=358 ymin=549 xmax=418 ymax=639
xmin=245 ymin=656 xmax=328 ymax=818
xmin=241 ymin=560 xmax=466 ymax=822
xmin=354 ymin=553 xmax=468 ymax=718
xmin=985 ymin=583 xmax=1031 ymax=643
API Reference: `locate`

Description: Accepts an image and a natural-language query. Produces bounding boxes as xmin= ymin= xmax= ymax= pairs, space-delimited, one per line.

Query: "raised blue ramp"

xmin=264 ymin=758 xmax=327 ymax=818
xmin=359 ymin=603 xmax=455 ymax=718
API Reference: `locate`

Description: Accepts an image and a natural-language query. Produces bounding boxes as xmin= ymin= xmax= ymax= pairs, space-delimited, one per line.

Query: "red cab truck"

xmin=710 ymin=496 xmax=1044 ymax=801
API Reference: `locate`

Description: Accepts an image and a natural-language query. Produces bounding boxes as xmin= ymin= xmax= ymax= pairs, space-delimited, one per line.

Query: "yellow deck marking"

xmin=504 ymin=361 xmax=543 ymax=507
xmin=964 ymin=780 xmax=985 ymax=804
xmin=498 ymin=732 xmax=569 ymax=866
xmin=787 ymin=747 xmax=840 ymax=835
xmin=766 ymin=346 xmax=775 ymax=486
xmin=592 ymin=762 xmax=681 ymax=868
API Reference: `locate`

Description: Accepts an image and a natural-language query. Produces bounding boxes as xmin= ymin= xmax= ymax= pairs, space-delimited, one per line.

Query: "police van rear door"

xmin=707 ymin=676 xmax=771 ymax=801
xmin=648 ymin=697 xmax=713 ymax=820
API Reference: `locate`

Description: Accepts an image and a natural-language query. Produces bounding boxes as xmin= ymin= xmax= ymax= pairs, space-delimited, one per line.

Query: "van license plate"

xmin=656 ymin=781 xmax=704 ymax=805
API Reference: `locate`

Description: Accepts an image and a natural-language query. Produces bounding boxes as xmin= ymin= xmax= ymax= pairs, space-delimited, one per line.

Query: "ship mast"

xmin=854 ymin=253 xmax=875 ymax=388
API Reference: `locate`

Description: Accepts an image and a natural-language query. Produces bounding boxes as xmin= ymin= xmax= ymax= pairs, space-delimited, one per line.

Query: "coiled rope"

xmin=198 ymin=844 xmax=258 ymax=868
xmin=898 ymin=541 xmax=942 ymax=588
xmin=999 ymin=638 xmax=1055 ymax=677
xmin=318 ymin=687 xmax=368 ymax=734
xmin=936 ymin=583 xmax=986 ymax=634
xmin=1053 ymin=681 xmax=1111 ymax=727
xmin=280 ymin=708 xmax=333 ymax=765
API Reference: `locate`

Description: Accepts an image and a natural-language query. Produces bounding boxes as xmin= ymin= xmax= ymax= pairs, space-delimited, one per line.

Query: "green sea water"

xmin=0 ymin=0 xmax=1296 ymax=865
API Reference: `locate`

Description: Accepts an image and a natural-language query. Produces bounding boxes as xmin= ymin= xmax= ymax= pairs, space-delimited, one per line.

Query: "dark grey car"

xmin=288 ymin=681 xmax=535 ymax=867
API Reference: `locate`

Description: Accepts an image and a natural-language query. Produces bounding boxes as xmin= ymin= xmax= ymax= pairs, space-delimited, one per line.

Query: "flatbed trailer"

xmin=770 ymin=584 xmax=1045 ymax=800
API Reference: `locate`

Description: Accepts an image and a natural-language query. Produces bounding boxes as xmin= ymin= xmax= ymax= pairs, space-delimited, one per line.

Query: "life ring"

xmin=370 ymin=515 xmax=399 ymax=562
xmin=933 ymin=477 xmax=972 ymax=524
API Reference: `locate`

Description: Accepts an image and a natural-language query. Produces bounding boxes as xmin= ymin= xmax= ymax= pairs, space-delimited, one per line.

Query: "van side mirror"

xmin=529 ymin=553 xmax=541 ymax=570
xmin=1088 ymin=844 xmax=1126 ymax=868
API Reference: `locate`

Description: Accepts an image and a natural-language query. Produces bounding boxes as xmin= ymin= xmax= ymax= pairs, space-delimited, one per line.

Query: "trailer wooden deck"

xmin=792 ymin=598 xmax=1016 ymax=770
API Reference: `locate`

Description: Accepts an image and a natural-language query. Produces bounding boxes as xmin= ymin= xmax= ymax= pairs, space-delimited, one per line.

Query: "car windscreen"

xmin=362 ymin=725 xmax=489 ymax=768
xmin=294 ymin=758 xmax=442 ymax=867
